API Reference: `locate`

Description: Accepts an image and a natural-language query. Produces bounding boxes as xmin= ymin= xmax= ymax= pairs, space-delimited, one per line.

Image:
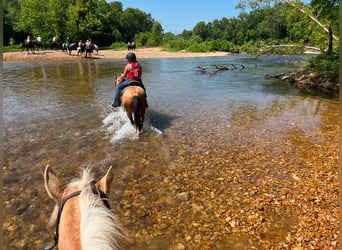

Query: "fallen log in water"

xmin=264 ymin=72 xmax=286 ymax=80
xmin=197 ymin=64 xmax=245 ymax=76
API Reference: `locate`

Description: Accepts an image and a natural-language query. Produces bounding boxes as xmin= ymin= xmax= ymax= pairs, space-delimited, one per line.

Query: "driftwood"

xmin=264 ymin=72 xmax=286 ymax=80
xmin=197 ymin=64 xmax=245 ymax=76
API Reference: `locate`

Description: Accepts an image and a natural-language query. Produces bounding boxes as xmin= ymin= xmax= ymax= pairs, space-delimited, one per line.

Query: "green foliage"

xmin=240 ymin=41 xmax=264 ymax=57
xmin=108 ymin=41 xmax=128 ymax=50
xmin=206 ymin=39 xmax=234 ymax=52
xmin=304 ymin=51 xmax=339 ymax=80
xmin=4 ymin=0 xmax=156 ymax=47
xmin=163 ymin=39 xmax=189 ymax=52
xmin=9 ymin=38 xmax=16 ymax=48
xmin=187 ymin=43 xmax=209 ymax=53
xmin=192 ymin=21 xmax=209 ymax=41
xmin=3 ymin=44 xmax=22 ymax=52
xmin=120 ymin=8 xmax=154 ymax=42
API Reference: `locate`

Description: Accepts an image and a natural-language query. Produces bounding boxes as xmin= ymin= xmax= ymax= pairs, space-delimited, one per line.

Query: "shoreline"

xmin=3 ymin=47 xmax=230 ymax=62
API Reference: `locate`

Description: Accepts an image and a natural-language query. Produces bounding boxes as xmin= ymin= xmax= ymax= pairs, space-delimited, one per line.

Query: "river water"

xmin=3 ymin=54 xmax=339 ymax=249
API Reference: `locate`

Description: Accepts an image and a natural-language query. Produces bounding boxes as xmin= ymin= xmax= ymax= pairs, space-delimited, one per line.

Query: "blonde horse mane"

xmin=46 ymin=167 xmax=124 ymax=250
xmin=78 ymin=168 xmax=123 ymax=250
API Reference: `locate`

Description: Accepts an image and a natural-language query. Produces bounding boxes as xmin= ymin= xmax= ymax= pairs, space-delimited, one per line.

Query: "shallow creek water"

xmin=3 ymin=55 xmax=339 ymax=249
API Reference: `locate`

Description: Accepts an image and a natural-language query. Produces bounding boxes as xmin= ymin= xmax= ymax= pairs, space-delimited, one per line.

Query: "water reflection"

xmin=3 ymin=55 xmax=338 ymax=249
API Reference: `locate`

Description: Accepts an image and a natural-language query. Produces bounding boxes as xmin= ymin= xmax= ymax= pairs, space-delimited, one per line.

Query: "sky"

xmin=116 ymin=0 xmax=247 ymax=34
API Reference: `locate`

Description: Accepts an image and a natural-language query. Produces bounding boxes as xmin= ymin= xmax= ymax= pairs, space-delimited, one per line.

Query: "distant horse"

xmin=115 ymin=75 xmax=147 ymax=132
xmin=44 ymin=165 xmax=124 ymax=250
xmin=127 ymin=41 xmax=135 ymax=51
xmin=62 ymin=43 xmax=77 ymax=55
xmin=93 ymin=44 xmax=99 ymax=55
xmin=85 ymin=43 xmax=96 ymax=58
xmin=77 ymin=42 xmax=85 ymax=56
xmin=22 ymin=40 xmax=35 ymax=53
xmin=51 ymin=40 xmax=60 ymax=50
xmin=35 ymin=41 xmax=45 ymax=52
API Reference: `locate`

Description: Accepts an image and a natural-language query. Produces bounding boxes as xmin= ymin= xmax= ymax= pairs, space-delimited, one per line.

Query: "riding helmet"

xmin=126 ymin=52 xmax=136 ymax=62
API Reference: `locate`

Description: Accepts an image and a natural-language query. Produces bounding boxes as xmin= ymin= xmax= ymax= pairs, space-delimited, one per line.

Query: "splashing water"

xmin=103 ymin=108 xmax=138 ymax=142
xmin=103 ymin=108 xmax=162 ymax=143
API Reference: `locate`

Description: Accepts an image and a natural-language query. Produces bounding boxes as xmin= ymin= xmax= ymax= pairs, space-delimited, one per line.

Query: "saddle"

xmin=121 ymin=80 xmax=143 ymax=96
xmin=127 ymin=79 xmax=142 ymax=87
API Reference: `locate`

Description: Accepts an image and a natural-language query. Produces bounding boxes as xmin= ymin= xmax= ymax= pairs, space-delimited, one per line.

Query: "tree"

xmin=107 ymin=1 xmax=124 ymax=43
xmin=180 ymin=30 xmax=192 ymax=40
xmin=46 ymin=0 xmax=70 ymax=41
xmin=310 ymin=0 xmax=338 ymax=52
xmin=236 ymin=0 xmax=339 ymax=51
xmin=17 ymin=0 xmax=53 ymax=41
xmin=150 ymin=21 xmax=163 ymax=46
xmin=119 ymin=8 xmax=154 ymax=42
xmin=192 ymin=21 xmax=209 ymax=41
xmin=65 ymin=0 xmax=84 ymax=41
xmin=4 ymin=0 xmax=24 ymax=45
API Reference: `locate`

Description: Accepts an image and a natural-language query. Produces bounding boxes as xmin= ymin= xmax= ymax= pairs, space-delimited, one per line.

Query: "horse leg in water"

xmin=124 ymin=100 xmax=135 ymax=125
xmin=132 ymin=96 xmax=144 ymax=131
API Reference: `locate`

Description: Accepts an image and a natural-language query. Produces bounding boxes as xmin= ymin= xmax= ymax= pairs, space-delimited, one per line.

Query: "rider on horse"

xmin=112 ymin=52 xmax=148 ymax=108
xmin=65 ymin=37 xmax=71 ymax=54
xmin=37 ymin=35 xmax=42 ymax=45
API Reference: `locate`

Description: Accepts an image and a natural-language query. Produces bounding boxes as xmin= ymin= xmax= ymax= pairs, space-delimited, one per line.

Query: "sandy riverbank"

xmin=3 ymin=47 xmax=230 ymax=62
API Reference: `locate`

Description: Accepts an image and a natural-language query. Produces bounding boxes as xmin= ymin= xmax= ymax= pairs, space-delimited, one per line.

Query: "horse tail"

xmin=132 ymin=96 xmax=142 ymax=131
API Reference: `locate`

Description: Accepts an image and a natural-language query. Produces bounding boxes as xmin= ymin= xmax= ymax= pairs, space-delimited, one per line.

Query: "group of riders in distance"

xmin=22 ymin=35 xmax=44 ymax=53
xmin=22 ymin=36 xmax=136 ymax=58
xmin=23 ymin=35 xmax=98 ymax=58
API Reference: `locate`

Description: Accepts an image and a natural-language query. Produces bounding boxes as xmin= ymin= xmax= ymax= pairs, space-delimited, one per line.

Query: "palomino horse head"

xmin=44 ymin=165 xmax=124 ymax=250
xmin=114 ymin=76 xmax=147 ymax=133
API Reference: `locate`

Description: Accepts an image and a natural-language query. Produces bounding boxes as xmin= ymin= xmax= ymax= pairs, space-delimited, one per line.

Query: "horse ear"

xmin=96 ymin=166 xmax=114 ymax=195
xmin=44 ymin=165 xmax=64 ymax=202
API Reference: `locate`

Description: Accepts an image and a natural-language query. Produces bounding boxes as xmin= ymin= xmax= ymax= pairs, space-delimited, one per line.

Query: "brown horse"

xmin=115 ymin=76 xmax=147 ymax=133
xmin=44 ymin=165 xmax=124 ymax=250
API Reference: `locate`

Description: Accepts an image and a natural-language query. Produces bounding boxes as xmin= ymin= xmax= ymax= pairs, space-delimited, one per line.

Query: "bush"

xmin=206 ymin=39 xmax=233 ymax=52
xmin=109 ymin=42 xmax=127 ymax=50
xmin=163 ymin=39 xmax=189 ymax=51
xmin=187 ymin=43 xmax=209 ymax=52
xmin=3 ymin=44 xmax=23 ymax=52
xmin=9 ymin=38 xmax=15 ymax=48
xmin=304 ymin=51 xmax=339 ymax=80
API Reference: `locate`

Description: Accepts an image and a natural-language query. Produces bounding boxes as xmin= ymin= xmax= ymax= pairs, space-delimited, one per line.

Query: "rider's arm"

xmin=121 ymin=64 xmax=131 ymax=79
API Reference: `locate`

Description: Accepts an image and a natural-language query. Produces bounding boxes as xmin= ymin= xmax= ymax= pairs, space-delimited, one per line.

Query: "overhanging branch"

xmin=285 ymin=0 xmax=339 ymax=41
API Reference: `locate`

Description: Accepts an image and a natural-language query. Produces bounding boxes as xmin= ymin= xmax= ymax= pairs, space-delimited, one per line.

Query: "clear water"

xmin=3 ymin=54 xmax=338 ymax=249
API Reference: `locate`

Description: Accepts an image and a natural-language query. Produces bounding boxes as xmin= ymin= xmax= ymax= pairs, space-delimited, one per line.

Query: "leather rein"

xmin=45 ymin=180 xmax=110 ymax=250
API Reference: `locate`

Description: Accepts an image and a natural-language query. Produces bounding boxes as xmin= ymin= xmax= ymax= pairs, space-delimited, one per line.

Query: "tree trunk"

xmin=327 ymin=23 xmax=333 ymax=53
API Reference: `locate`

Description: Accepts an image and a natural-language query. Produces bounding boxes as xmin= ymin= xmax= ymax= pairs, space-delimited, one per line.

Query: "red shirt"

xmin=126 ymin=62 xmax=142 ymax=79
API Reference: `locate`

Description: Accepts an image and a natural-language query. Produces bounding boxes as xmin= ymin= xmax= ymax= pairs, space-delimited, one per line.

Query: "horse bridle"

xmin=45 ymin=181 xmax=110 ymax=250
